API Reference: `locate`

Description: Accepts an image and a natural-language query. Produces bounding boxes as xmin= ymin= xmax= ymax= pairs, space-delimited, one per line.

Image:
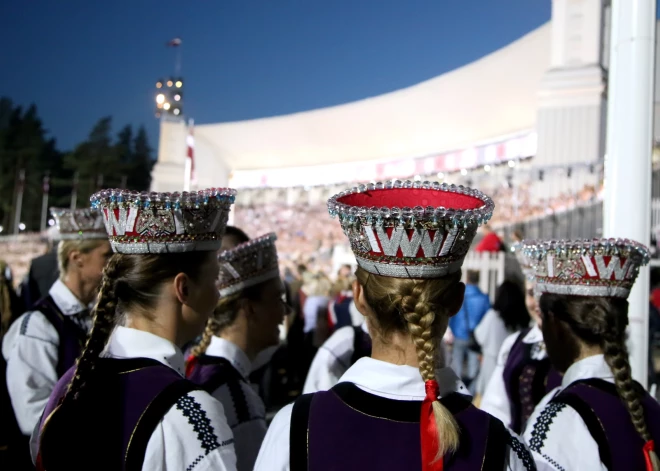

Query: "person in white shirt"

xmin=32 ymin=188 xmax=238 ymax=471
xmin=481 ymin=246 xmax=562 ymax=434
xmin=474 ymin=280 xmax=531 ymax=396
xmin=3 ymin=208 xmax=111 ymax=439
xmin=187 ymin=233 xmax=288 ymax=471
xmin=520 ymin=238 xmax=660 ymax=471
xmin=255 ymin=181 xmax=535 ymax=471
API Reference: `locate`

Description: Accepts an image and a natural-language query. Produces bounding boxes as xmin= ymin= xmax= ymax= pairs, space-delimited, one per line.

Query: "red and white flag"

xmin=187 ymin=119 xmax=196 ymax=185
xmin=167 ymin=37 xmax=182 ymax=47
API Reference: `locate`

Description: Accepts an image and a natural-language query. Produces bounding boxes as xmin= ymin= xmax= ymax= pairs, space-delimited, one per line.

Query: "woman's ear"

xmin=352 ymin=280 xmax=370 ymax=317
xmin=70 ymin=249 xmax=84 ymax=269
xmin=173 ymin=273 xmax=190 ymax=305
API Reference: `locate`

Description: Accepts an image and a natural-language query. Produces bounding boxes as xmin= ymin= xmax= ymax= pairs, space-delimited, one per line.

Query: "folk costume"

xmin=2 ymin=208 xmax=105 ymax=436
xmin=34 ymin=189 xmax=238 ymax=471
xmin=481 ymin=243 xmax=561 ymax=434
xmin=255 ymin=180 xmax=535 ymax=471
xmin=521 ymin=239 xmax=660 ymax=471
xmin=187 ymin=233 xmax=279 ymax=471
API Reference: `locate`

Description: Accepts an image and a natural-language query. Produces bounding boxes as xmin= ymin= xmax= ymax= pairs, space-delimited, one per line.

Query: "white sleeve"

xmin=302 ymin=327 xmax=354 ymax=394
xmin=142 ymin=390 xmax=237 ymax=471
xmin=4 ymin=311 xmax=59 ymax=435
xmin=522 ymin=394 xmax=605 ymax=471
xmin=504 ymin=431 xmax=537 ymax=471
xmin=254 ymin=403 xmax=293 ymax=471
xmin=474 ymin=309 xmax=495 ymax=346
xmin=480 ymin=331 xmax=519 ymax=426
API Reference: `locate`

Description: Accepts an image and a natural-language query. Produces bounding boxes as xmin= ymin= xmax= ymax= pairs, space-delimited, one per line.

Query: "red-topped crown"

xmin=328 ymin=180 xmax=494 ymax=279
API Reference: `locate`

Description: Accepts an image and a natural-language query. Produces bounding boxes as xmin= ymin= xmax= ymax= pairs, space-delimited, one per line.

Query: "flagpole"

xmin=40 ymin=173 xmax=50 ymax=232
xmin=13 ymin=169 xmax=25 ymax=235
xmin=184 ymin=118 xmax=194 ymax=191
xmin=70 ymin=171 xmax=79 ymax=210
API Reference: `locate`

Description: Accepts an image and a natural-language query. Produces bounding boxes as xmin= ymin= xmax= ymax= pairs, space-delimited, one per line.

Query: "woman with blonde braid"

xmin=255 ymin=181 xmax=535 ymax=471
xmin=187 ymin=233 xmax=287 ymax=471
xmin=33 ymin=189 xmax=238 ymax=471
xmin=521 ymin=239 xmax=660 ymax=471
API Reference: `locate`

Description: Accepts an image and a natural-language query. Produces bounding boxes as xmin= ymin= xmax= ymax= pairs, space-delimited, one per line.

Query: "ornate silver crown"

xmin=217 ymin=233 xmax=280 ymax=296
xmin=90 ymin=188 xmax=236 ymax=254
xmin=522 ymin=238 xmax=650 ymax=298
xmin=327 ymin=180 xmax=494 ymax=279
xmin=50 ymin=208 xmax=106 ymax=240
xmin=512 ymin=242 xmax=534 ymax=281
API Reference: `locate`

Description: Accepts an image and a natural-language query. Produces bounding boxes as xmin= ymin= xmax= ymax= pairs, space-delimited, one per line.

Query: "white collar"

xmin=562 ymin=354 xmax=613 ymax=388
xmin=522 ymin=323 xmax=543 ymax=344
xmin=338 ymin=357 xmax=469 ymax=401
xmin=205 ymin=336 xmax=252 ymax=380
xmin=103 ymin=326 xmax=185 ymax=376
xmin=48 ymin=279 xmax=88 ymax=316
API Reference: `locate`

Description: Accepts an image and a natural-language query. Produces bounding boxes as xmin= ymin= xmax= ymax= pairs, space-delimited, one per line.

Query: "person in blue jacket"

xmin=449 ymin=270 xmax=490 ymax=387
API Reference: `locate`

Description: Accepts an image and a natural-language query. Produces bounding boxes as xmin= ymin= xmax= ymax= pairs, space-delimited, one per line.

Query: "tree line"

xmin=0 ymin=97 xmax=154 ymax=233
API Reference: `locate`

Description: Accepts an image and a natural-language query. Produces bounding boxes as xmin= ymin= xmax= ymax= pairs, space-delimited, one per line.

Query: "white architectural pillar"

xmin=603 ymin=0 xmax=656 ymax=387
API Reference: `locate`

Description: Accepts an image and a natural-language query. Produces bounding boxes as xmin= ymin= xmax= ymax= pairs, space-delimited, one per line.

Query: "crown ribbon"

xmin=421 ymin=379 xmax=443 ymax=471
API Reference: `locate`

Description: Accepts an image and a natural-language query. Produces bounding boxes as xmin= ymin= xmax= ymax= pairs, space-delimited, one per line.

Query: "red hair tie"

xmin=420 ymin=379 xmax=443 ymax=471
xmin=185 ymin=354 xmax=198 ymax=378
xmin=643 ymin=440 xmax=655 ymax=471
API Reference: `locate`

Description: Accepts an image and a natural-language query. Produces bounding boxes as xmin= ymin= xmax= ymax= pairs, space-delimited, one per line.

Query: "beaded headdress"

xmin=327 ymin=180 xmax=495 ymax=279
xmin=90 ymin=188 xmax=236 ymax=254
xmin=50 ymin=208 xmax=106 ymax=240
xmin=522 ymin=238 xmax=650 ymax=298
xmin=217 ymin=233 xmax=279 ymax=296
xmin=511 ymin=242 xmax=534 ymax=281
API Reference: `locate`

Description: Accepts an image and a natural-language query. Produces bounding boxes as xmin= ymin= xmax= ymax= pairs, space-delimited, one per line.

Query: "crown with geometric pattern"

xmin=217 ymin=233 xmax=279 ymax=296
xmin=50 ymin=208 xmax=107 ymax=240
xmin=522 ymin=238 xmax=650 ymax=298
xmin=90 ymin=188 xmax=236 ymax=254
xmin=327 ymin=180 xmax=494 ymax=279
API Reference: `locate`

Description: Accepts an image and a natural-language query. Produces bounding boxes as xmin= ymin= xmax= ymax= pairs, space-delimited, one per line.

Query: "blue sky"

xmin=0 ymin=0 xmax=553 ymax=151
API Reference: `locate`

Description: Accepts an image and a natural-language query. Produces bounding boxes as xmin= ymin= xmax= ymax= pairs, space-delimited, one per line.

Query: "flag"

xmin=167 ymin=37 xmax=182 ymax=47
xmin=187 ymin=119 xmax=196 ymax=184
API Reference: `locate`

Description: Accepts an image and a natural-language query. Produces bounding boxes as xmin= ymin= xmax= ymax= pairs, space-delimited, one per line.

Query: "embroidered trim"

xmin=528 ymin=401 xmax=567 ymax=453
xmin=20 ymin=312 xmax=34 ymax=335
xmin=540 ymin=453 xmax=566 ymax=471
xmin=508 ymin=434 xmax=537 ymax=470
xmin=176 ymin=394 xmax=221 ymax=455
xmin=186 ymin=454 xmax=204 ymax=471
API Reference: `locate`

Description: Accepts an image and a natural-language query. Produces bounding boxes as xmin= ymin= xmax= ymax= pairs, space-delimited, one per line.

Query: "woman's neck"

xmin=370 ymin=330 xmax=419 ymax=368
xmin=219 ymin=322 xmax=258 ymax=361
xmin=61 ymin=273 xmax=95 ymax=306
xmin=124 ymin=305 xmax=181 ymax=347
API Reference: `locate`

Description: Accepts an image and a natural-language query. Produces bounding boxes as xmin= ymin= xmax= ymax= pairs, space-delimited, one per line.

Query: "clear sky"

xmin=0 ymin=0 xmax=553 ymax=151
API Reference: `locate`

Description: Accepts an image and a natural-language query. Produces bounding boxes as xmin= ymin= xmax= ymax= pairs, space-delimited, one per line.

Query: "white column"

xmin=603 ymin=0 xmax=656 ymax=387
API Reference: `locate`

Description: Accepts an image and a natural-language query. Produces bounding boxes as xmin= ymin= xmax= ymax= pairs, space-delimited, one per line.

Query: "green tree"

xmin=63 ymin=116 xmax=122 ymax=208
xmin=126 ymin=125 xmax=154 ymax=191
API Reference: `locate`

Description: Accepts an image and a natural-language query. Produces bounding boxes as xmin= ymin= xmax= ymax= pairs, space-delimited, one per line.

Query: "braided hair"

xmin=355 ymin=266 xmax=463 ymax=458
xmin=188 ymin=283 xmax=263 ymax=359
xmin=60 ymin=250 xmax=214 ymax=404
xmin=540 ymin=294 xmax=660 ymax=471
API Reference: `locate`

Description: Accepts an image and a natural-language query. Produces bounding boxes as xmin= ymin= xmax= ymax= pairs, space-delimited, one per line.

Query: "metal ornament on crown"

xmin=217 ymin=233 xmax=279 ymax=297
xmin=522 ymin=238 xmax=650 ymax=299
xmin=50 ymin=207 xmax=106 ymax=240
xmin=90 ymin=188 xmax=236 ymax=254
xmin=327 ymin=180 xmax=495 ymax=279
xmin=511 ymin=242 xmax=535 ymax=281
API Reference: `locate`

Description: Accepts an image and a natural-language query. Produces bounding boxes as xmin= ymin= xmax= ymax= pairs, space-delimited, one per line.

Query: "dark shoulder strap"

xmin=551 ymin=391 xmax=612 ymax=470
xmin=34 ymin=295 xmax=64 ymax=329
xmin=125 ymin=379 xmax=201 ymax=471
xmin=290 ymin=393 xmax=315 ymax=471
xmin=196 ymin=357 xmax=250 ymax=424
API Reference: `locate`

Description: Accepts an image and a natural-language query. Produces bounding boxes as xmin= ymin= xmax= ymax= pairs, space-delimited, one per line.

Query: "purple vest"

xmin=502 ymin=327 xmax=562 ymax=433
xmin=290 ymin=382 xmax=511 ymax=471
xmin=34 ymin=295 xmax=87 ymax=377
xmin=553 ymin=378 xmax=660 ymax=471
xmin=37 ymin=357 xmax=199 ymax=471
xmin=187 ymin=356 xmax=251 ymax=422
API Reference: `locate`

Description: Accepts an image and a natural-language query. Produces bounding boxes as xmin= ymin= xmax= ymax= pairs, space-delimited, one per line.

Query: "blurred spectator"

xmin=475 ymin=225 xmax=503 ymax=252
xmin=449 ymin=270 xmax=490 ymax=386
xmin=474 ymin=280 xmax=530 ymax=395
